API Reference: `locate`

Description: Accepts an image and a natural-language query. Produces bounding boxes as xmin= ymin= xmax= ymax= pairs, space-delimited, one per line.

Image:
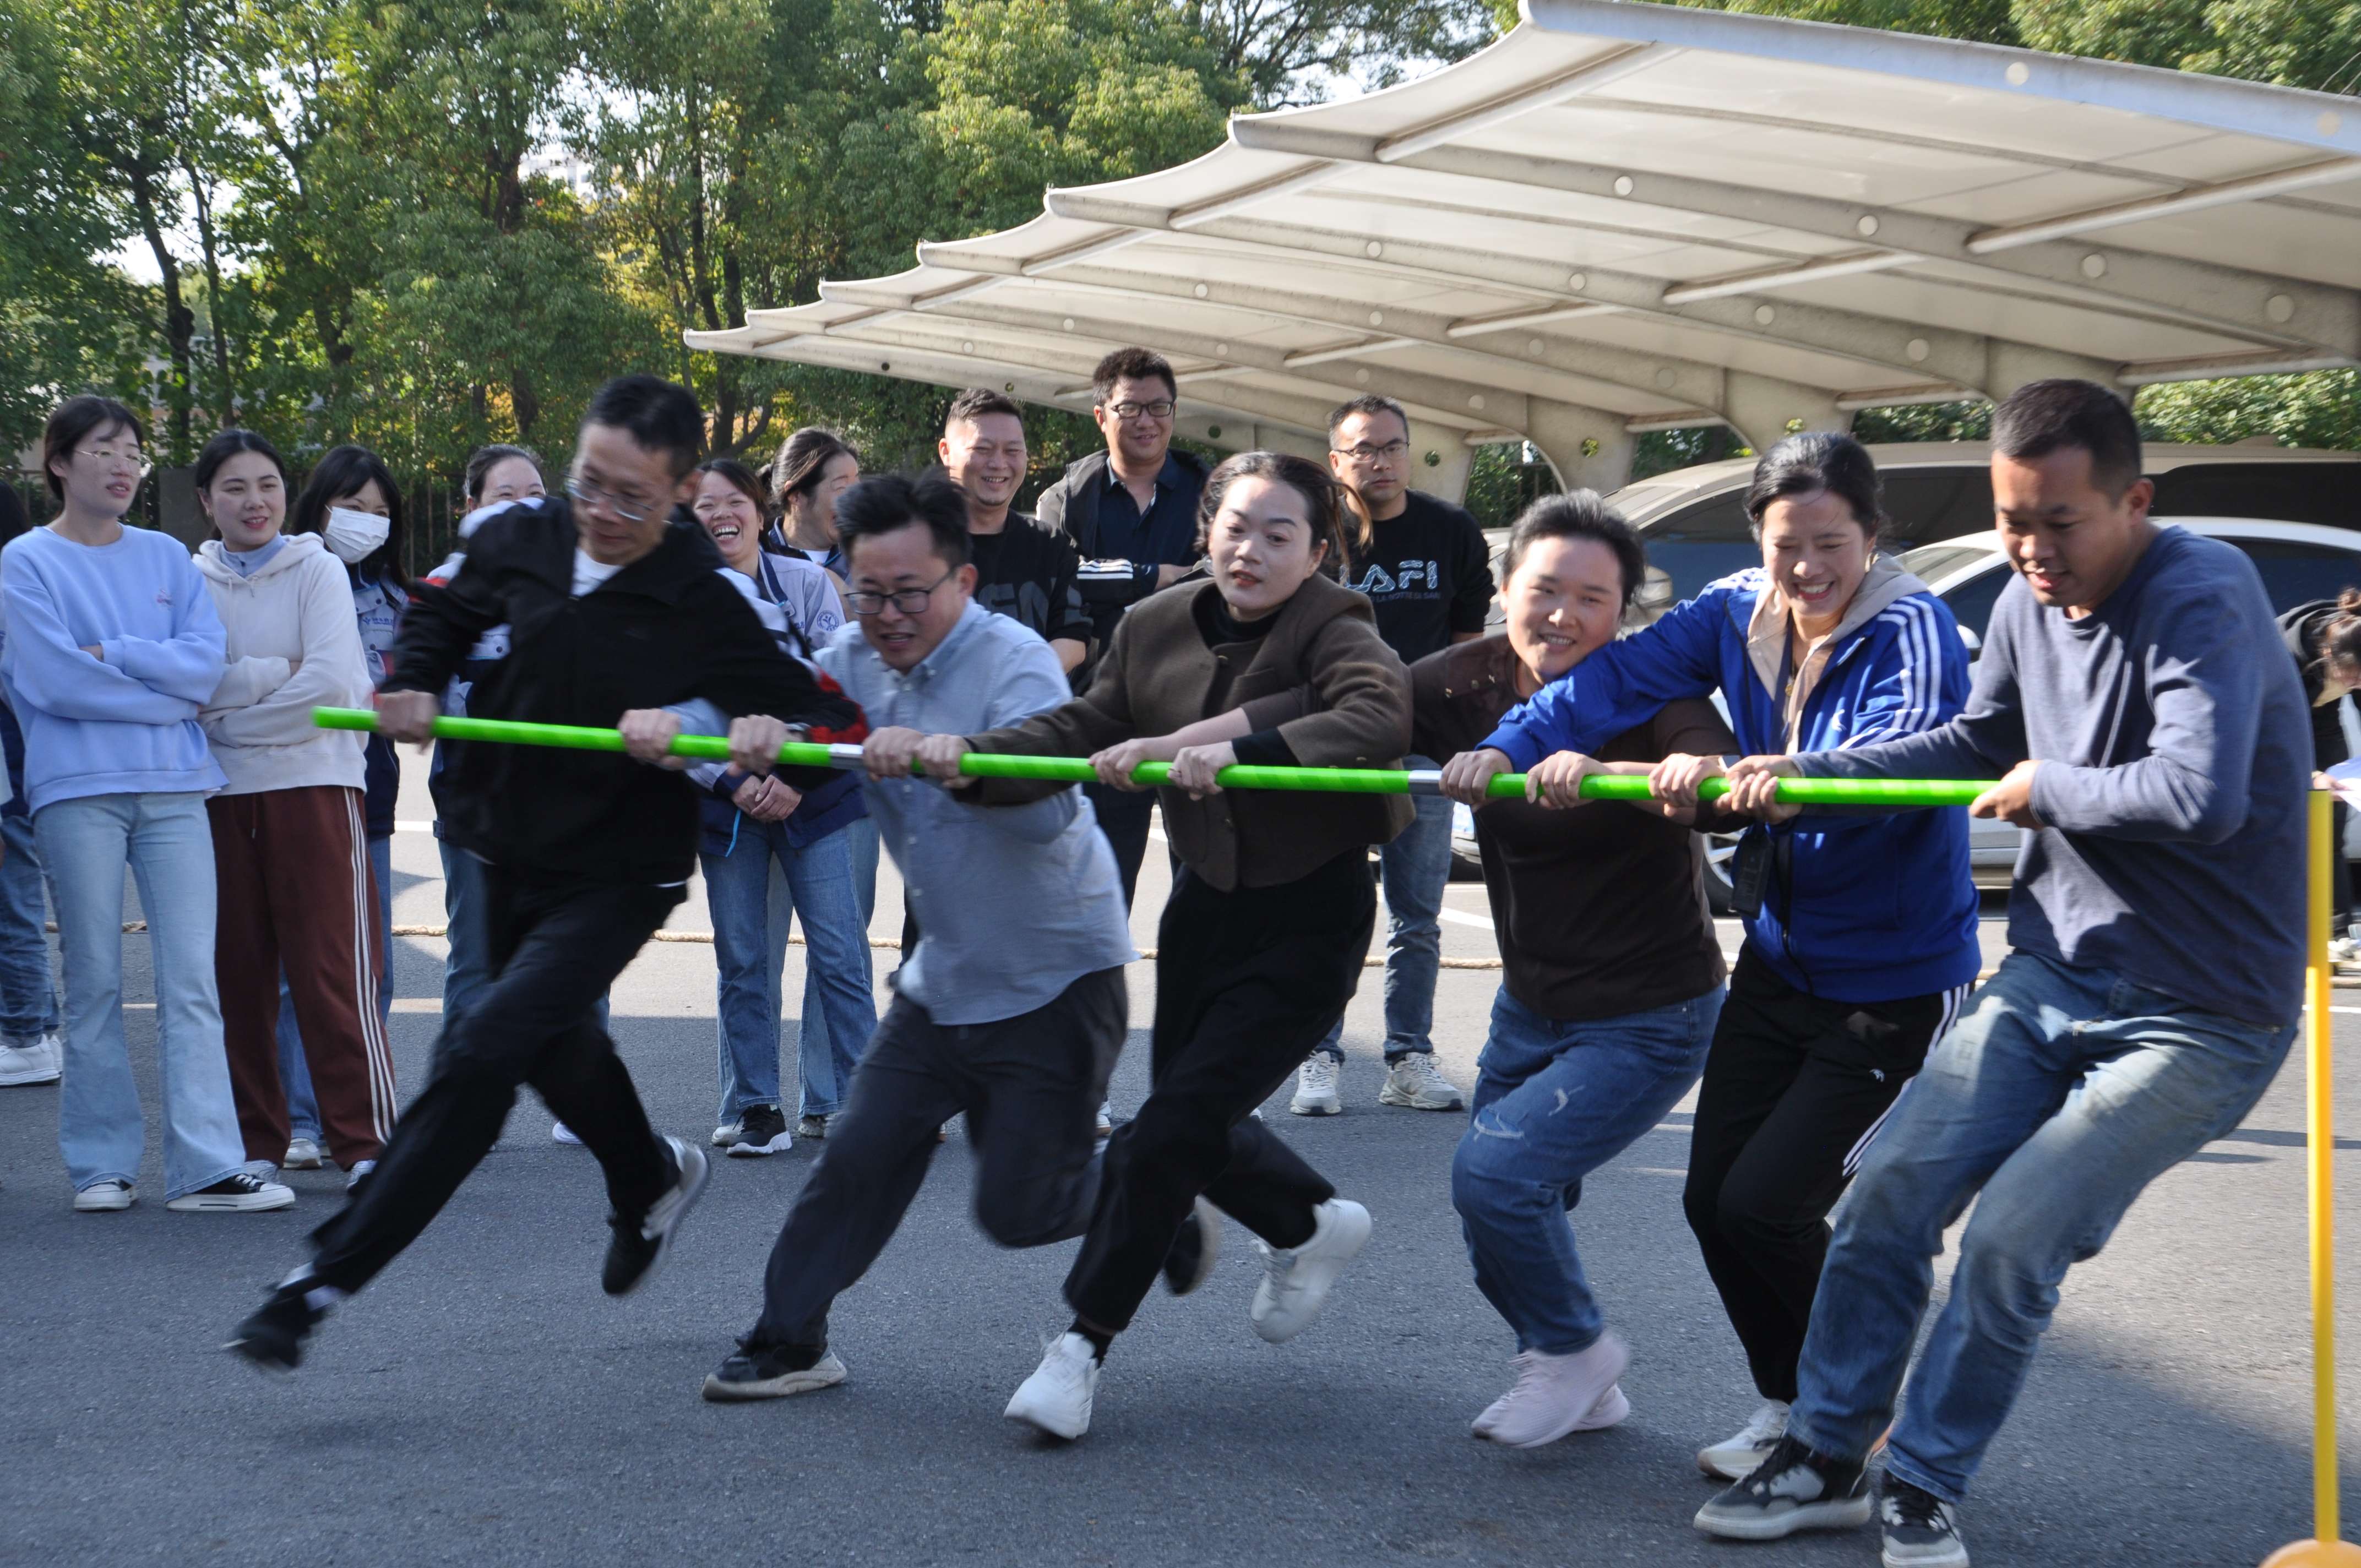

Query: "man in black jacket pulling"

xmin=227 ymin=377 xmax=867 ymax=1372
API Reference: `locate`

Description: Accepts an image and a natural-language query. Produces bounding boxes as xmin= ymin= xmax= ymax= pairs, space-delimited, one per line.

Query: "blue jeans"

xmin=439 ymin=836 xmax=492 ymax=1019
xmin=36 ymin=792 xmax=247 ymax=1200
xmin=0 ymin=808 xmax=60 ymax=1038
xmin=1316 ymin=758 xmax=1451 ymax=1061
xmin=703 ymin=814 xmax=878 ymax=1121
xmin=1791 ymin=951 xmax=2295 ymax=1503
xmin=279 ymin=832 xmax=391 ymax=1142
xmin=1452 ymin=984 xmax=1722 ymax=1354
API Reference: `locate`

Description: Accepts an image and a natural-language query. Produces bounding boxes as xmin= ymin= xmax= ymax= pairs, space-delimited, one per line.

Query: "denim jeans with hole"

xmin=37 ymin=792 xmax=247 ymax=1200
xmin=1451 ymin=983 xmax=1722 ymax=1354
xmin=278 ymin=832 xmax=391 ymax=1144
xmin=1790 ymin=951 xmax=2295 ymax=1504
xmin=1315 ymin=756 xmax=1452 ymax=1062
xmin=703 ymin=813 xmax=878 ymax=1121
xmin=0 ymin=807 xmax=60 ymax=1039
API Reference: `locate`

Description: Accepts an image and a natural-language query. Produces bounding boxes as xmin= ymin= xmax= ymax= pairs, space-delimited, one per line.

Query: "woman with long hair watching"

xmin=769 ymin=427 xmax=860 ymax=582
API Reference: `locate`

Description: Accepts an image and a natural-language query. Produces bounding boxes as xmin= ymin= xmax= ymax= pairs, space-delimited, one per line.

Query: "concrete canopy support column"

xmin=1526 ymin=398 xmax=1636 ymax=495
xmin=1724 ymin=372 xmax=1852 ymax=449
xmin=1983 ymin=341 xmax=2126 ymax=401
xmin=1403 ymin=418 xmax=1473 ymax=504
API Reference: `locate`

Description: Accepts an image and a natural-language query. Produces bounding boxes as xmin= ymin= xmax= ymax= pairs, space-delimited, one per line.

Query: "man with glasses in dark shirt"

xmin=1036 ymin=347 xmax=1210 ymax=908
xmin=938 ymin=389 xmax=1091 ymax=675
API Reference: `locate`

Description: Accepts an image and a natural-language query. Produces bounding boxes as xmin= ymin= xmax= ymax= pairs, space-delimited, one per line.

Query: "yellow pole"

xmin=2263 ymin=787 xmax=2361 ymax=1567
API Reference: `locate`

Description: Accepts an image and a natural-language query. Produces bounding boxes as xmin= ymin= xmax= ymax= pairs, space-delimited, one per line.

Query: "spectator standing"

xmin=2280 ymin=591 xmax=2361 ymax=958
xmin=769 ymin=427 xmax=861 ymax=585
xmin=0 ymin=693 xmax=62 ymax=1087
xmin=939 ymin=389 xmax=1091 ymax=673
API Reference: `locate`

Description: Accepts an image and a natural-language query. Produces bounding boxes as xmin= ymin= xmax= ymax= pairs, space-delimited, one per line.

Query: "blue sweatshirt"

xmin=1481 ymin=559 xmax=1981 ymax=1003
xmin=0 ymin=525 xmax=229 ymax=813
xmin=1799 ymin=528 xmax=2307 ymax=1027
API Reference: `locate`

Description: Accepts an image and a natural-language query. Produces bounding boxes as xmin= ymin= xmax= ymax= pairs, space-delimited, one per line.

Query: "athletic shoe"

xmin=701 ymin=1339 xmax=848 ymax=1401
xmin=711 ymin=1120 xmax=742 ymax=1147
xmin=727 ymin=1104 xmax=792 ymax=1158
xmin=1468 ymin=1336 xmax=1631 ymax=1447
xmin=0 ymin=1033 xmax=61 ymax=1086
xmin=1700 ymin=1398 xmax=1792 ymax=1480
xmin=167 ymin=1172 xmax=296 ymax=1213
xmin=1379 ymin=1053 xmax=1465 ymax=1110
xmin=1249 ymin=1197 xmax=1372 ymax=1342
xmin=1162 ymin=1196 xmax=1223 ymax=1297
xmin=345 ymin=1160 xmax=376 ymax=1190
xmin=225 ymin=1286 xmax=325 ymax=1374
xmin=1095 ymin=1101 xmax=1114 ymax=1138
xmin=1290 ymin=1055 xmax=1342 ymax=1116
xmin=795 ymin=1115 xmax=829 ymax=1141
xmin=552 ymin=1121 xmax=584 ymax=1146
xmin=1880 ymin=1476 xmax=1970 ymax=1567
xmin=1005 ymin=1333 xmax=1099 ymax=1440
xmin=282 ymin=1137 xmax=324 ymax=1170
xmin=73 ymin=1178 xmax=134 ymax=1212
xmin=601 ymin=1136 xmax=709 ymax=1296
xmin=1693 ymin=1435 xmax=1872 ymax=1540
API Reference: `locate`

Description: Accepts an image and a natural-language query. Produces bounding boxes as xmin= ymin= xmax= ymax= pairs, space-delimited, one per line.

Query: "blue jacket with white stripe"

xmin=1481 ymin=559 xmax=1982 ymax=1004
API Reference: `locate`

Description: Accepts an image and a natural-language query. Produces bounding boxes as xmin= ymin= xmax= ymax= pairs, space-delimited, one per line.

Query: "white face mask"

xmin=324 ymin=505 xmax=390 ymax=564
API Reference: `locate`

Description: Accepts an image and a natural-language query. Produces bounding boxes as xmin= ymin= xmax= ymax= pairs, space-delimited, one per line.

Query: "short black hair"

xmin=1091 ymin=347 xmax=1177 ymax=405
xmin=1992 ymin=378 xmax=2143 ymax=498
xmin=1326 ymin=394 xmax=1410 ymax=444
xmin=291 ymin=444 xmax=408 ymax=585
xmin=1743 ymin=431 xmax=1884 ymax=543
xmin=1502 ymin=491 xmax=1648 ymax=607
xmin=194 ymin=428 xmax=288 ymax=493
xmin=41 ymin=396 xmax=145 ymax=502
xmin=584 ymin=374 xmax=704 ymax=476
xmin=464 ymin=443 xmax=543 ymax=507
xmin=944 ymin=388 xmax=1024 ymax=430
xmin=834 ymin=471 xmax=972 ymax=571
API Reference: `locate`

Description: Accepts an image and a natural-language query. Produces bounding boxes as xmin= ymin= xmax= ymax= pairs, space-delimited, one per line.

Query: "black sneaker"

xmin=1161 ymin=1196 xmax=1223 ymax=1297
xmin=601 ymin=1136 xmax=710 ymax=1296
xmin=700 ymin=1337 xmax=849 ymax=1401
xmin=727 ymin=1104 xmax=792 ymax=1158
xmin=1880 ymin=1476 xmax=1969 ymax=1567
xmin=1693 ymin=1434 xmax=1872 ymax=1540
xmin=225 ymin=1287 xmax=324 ymax=1374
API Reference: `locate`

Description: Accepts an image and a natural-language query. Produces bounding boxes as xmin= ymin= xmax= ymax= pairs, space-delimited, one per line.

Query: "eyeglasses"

xmin=846 ymin=568 xmax=956 ymax=617
xmin=1331 ymin=440 xmax=1410 ymax=464
xmin=75 ymin=444 xmax=152 ymax=478
xmin=567 ymin=476 xmax=657 ymax=525
xmin=1107 ymin=400 xmax=1176 ymax=421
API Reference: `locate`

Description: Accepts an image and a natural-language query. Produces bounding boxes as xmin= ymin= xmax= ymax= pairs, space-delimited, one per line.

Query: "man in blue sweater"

xmin=1694 ymin=380 xmax=2308 ymax=1568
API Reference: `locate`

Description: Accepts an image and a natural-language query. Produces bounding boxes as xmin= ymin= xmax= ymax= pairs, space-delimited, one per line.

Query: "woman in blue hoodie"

xmin=1444 ymin=433 xmax=1979 ymax=1480
xmin=2 ymin=398 xmax=291 ymax=1214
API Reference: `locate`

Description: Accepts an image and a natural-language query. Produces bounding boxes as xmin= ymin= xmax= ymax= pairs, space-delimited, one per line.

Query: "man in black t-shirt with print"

xmin=938 ymin=388 xmax=1092 ymax=674
xmin=1292 ymin=394 xmax=1494 ymax=1118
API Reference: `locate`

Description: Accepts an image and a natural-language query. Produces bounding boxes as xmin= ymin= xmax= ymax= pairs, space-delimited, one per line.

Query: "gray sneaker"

xmin=1378 ymin=1053 xmax=1464 ymax=1110
xmin=1694 ymin=1435 xmax=1871 ymax=1540
xmin=1880 ymin=1477 xmax=1969 ymax=1567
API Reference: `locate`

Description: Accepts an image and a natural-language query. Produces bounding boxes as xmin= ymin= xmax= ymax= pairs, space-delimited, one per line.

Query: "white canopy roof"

xmin=689 ymin=0 xmax=2361 ymax=492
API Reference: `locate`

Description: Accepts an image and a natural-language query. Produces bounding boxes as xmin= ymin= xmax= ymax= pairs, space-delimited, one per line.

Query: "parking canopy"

xmin=688 ymin=0 xmax=2361 ymax=494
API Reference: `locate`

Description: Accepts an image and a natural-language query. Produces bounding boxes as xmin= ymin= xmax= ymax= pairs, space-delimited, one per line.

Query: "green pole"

xmin=313 ymin=706 xmax=1989 ymax=807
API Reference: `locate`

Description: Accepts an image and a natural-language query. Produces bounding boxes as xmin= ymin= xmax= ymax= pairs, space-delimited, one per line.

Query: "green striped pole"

xmin=313 ymin=706 xmax=1989 ymax=807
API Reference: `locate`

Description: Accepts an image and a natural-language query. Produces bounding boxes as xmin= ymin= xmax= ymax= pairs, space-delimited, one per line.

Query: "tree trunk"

xmin=511 ymin=364 xmax=540 ymax=438
xmin=183 ymin=153 xmax=234 ymax=424
xmin=126 ymin=161 xmax=195 ymax=459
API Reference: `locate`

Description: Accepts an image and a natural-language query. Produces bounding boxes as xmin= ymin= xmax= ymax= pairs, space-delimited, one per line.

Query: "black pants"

xmin=1064 ymin=850 xmax=1370 ymax=1332
xmin=752 ymin=966 xmax=1128 ymax=1348
xmin=1682 ymin=944 xmax=1965 ymax=1403
xmin=1083 ymin=783 xmax=1156 ymax=910
xmin=306 ymin=864 xmax=683 ymax=1295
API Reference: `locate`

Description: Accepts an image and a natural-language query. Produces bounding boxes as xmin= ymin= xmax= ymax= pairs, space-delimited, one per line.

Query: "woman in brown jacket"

xmin=910 ymin=450 xmax=1412 ymax=1439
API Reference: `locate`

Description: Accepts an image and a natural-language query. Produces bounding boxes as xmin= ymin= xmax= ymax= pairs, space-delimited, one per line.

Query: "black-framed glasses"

xmin=567 ymin=476 xmax=657 ymax=525
xmin=1332 ymin=439 xmax=1410 ymax=463
xmin=1107 ymin=399 xmax=1176 ymax=421
xmin=846 ymin=568 xmax=956 ymax=616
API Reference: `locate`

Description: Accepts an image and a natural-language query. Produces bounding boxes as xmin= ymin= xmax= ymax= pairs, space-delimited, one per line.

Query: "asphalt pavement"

xmin=3 ymin=763 xmax=2356 ymax=1566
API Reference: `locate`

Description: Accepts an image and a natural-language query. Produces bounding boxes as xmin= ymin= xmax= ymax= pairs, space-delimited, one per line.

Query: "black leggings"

xmin=1063 ymin=849 xmax=1373 ymax=1333
xmin=1682 ymin=945 xmax=1967 ymax=1403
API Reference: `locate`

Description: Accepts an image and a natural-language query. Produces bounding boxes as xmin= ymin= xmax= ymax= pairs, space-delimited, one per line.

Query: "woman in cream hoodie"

xmin=192 ymin=429 xmax=394 ymax=1183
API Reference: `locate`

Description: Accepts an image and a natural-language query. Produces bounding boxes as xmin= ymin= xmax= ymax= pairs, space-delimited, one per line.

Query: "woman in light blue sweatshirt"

xmin=2 ymin=396 xmax=291 ymax=1215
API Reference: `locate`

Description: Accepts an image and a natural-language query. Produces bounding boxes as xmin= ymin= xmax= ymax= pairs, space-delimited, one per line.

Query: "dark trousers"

xmin=306 ymin=864 xmax=683 ymax=1295
xmin=1683 ymin=944 xmax=1963 ymax=1402
xmin=1083 ymin=783 xmax=1156 ymax=910
xmin=752 ymin=966 xmax=1129 ymax=1348
xmin=1064 ymin=850 xmax=1370 ymax=1332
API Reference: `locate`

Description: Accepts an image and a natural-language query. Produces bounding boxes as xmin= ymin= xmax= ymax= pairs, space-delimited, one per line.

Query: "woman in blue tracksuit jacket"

xmin=1452 ymin=433 xmax=1982 ymax=1478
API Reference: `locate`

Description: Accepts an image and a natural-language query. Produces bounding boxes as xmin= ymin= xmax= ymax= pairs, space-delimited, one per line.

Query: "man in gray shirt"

xmin=1695 ymin=381 xmax=2305 ymax=1568
xmin=698 ymin=471 xmax=1135 ymax=1406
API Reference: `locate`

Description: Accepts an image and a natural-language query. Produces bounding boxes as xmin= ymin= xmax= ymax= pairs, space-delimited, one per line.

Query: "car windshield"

xmin=1897 ymin=542 xmax=1995 ymax=584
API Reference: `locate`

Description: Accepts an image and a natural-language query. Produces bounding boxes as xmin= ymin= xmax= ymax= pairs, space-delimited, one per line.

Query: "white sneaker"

xmin=1469 ymin=1338 xmax=1632 ymax=1447
xmin=1699 ymin=1399 xmax=1792 ymax=1480
xmin=2333 ymin=935 xmax=2359 ymax=966
xmin=73 ymin=1178 xmax=134 ymax=1212
xmin=1379 ymin=1053 xmax=1465 ymax=1110
xmin=167 ymin=1172 xmax=296 ymax=1212
xmin=0 ymin=1033 xmax=60 ymax=1086
xmin=1095 ymin=1100 xmax=1114 ymax=1138
xmin=345 ymin=1160 xmax=377 ymax=1189
xmin=1290 ymin=1055 xmax=1342 ymax=1116
xmin=710 ymin=1119 xmax=742 ymax=1147
xmin=1005 ymin=1332 xmax=1100 ymax=1440
xmin=1249 ymin=1197 xmax=1372 ymax=1343
xmin=552 ymin=1121 xmax=584 ymax=1146
xmin=283 ymin=1137 xmax=324 ymax=1170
